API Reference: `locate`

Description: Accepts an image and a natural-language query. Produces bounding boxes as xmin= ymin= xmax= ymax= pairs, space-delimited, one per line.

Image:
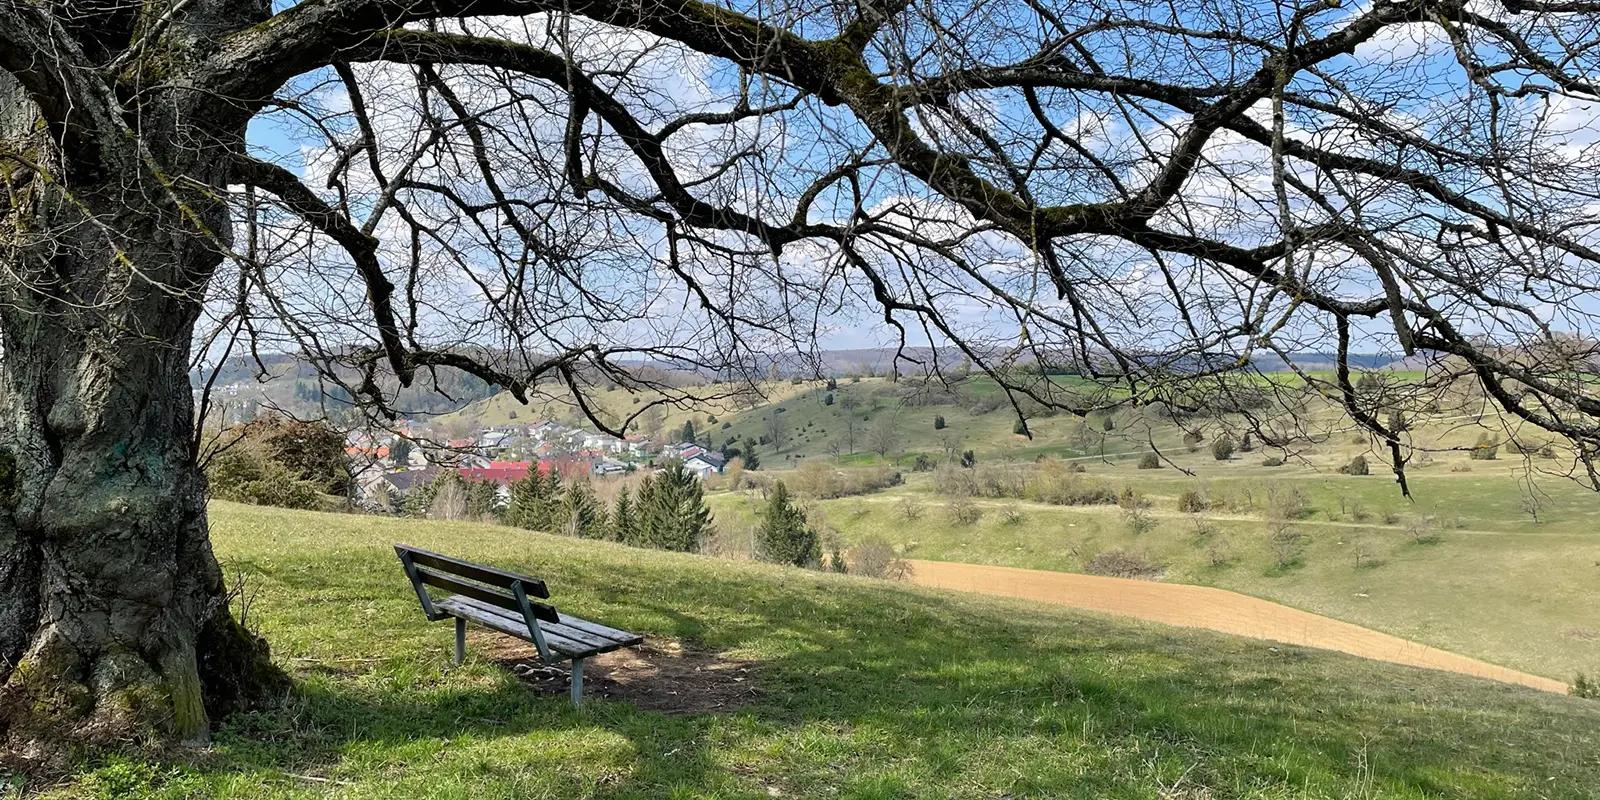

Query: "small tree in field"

xmin=934 ymin=415 xmax=946 ymax=430
xmin=1470 ymin=433 xmax=1500 ymax=460
xmin=1138 ymin=452 xmax=1162 ymax=469
xmin=756 ymin=481 xmax=820 ymax=567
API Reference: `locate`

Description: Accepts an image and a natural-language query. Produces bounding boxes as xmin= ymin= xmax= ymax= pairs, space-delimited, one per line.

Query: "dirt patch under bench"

xmin=476 ymin=633 xmax=759 ymax=714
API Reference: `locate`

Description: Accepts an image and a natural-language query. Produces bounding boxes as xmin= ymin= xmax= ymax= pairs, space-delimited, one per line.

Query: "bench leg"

xmin=453 ymin=617 xmax=465 ymax=666
xmin=570 ymin=658 xmax=585 ymax=708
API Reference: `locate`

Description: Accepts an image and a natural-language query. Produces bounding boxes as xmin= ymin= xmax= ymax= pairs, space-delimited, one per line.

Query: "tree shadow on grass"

xmin=187 ymin=551 xmax=1600 ymax=799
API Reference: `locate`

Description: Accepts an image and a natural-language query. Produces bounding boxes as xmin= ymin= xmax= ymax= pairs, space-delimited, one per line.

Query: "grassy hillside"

xmin=45 ymin=502 xmax=1600 ymax=798
xmin=709 ymin=449 xmax=1600 ymax=681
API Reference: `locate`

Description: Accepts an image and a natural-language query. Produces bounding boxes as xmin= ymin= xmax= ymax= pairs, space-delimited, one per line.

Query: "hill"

xmin=45 ymin=502 xmax=1600 ymax=798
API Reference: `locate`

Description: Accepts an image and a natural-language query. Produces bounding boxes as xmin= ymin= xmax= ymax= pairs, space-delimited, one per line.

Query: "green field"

xmin=708 ymin=445 xmax=1600 ymax=682
xmin=39 ymin=502 xmax=1600 ymax=798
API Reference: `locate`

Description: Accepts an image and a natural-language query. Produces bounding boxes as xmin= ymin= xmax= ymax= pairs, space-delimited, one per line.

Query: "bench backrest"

xmin=394 ymin=544 xmax=560 ymax=625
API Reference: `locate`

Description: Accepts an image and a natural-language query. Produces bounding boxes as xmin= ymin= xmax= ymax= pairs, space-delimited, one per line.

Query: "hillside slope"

xmin=55 ymin=502 xmax=1600 ymax=799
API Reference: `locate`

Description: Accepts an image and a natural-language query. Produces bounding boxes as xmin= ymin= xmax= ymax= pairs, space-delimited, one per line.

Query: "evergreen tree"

xmin=610 ymin=486 xmax=636 ymax=543
xmin=755 ymin=480 xmax=820 ymax=567
xmin=632 ymin=461 xmax=711 ymax=552
xmin=562 ymin=477 xmax=605 ymax=538
xmin=505 ymin=468 xmax=563 ymax=530
xmin=681 ymin=420 xmax=697 ymax=443
xmin=466 ymin=480 xmax=500 ymax=519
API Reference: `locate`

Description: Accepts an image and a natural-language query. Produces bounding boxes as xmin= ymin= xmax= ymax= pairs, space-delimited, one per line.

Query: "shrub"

xmin=998 ymin=503 xmax=1024 ymax=525
xmin=791 ymin=461 xmax=902 ymax=499
xmin=911 ymin=453 xmax=936 ymax=472
xmin=1137 ymin=452 xmax=1162 ymax=469
xmin=1572 ymin=674 xmax=1600 ymax=700
xmin=1210 ymin=435 xmax=1236 ymax=461
xmin=1261 ymin=456 xmax=1283 ymax=467
xmin=851 ymin=535 xmax=911 ymax=580
xmin=896 ymin=496 xmax=923 ymax=521
xmin=1013 ymin=419 xmax=1029 ymax=436
xmin=205 ymin=446 xmax=322 ymax=510
xmin=1118 ymin=486 xmax=1148 ymax=509
xmin=1469 ymin=432 xmax=1500 ymax=460
xmin=1238 ymin=434 xmax=1253 ymax=452
xmin=960 ymin=449 xmax=977 ymax=468
xmin=824 ymin=393 xmax=834 ymax=406
xmin=1084 ymin=549 xmax=1163 ymax=579
xmin=1268 ymin=523 xmax=1306 ymax=569
xmin=1102 ymin=416 xmax=1115 ymax=432
xmin=1337 ymin=454 xmax=1370 ymax=475
xmin=1177 ymin=489 xmax=1208 ymax=513
xmin=945 ymin=496 xmax=982 ymax=525
xmin=1025 ymin=457 xmax=1117 ymax=505
xmin=1123 ymin=506 xmax=1156 ymax=535
xmin=934 ymin=415 xmax=946 ymax=430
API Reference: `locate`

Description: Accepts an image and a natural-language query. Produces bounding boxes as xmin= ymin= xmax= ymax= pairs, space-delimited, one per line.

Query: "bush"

xmin=896 ymin=496 xmax=923 ymax=521
xmin=791 ymin=461 xmax=902 ymax=499
xmin=998 ymin=503 xmax=1024 ymax=525
xmin=1013 ymin=419 xmax=1029 ymax=436
xmin=1337 ymin=454 xmax=1370 ymax=475
xmin=1210 ymin=436 xmax=1236 ymax=461
xmin=1137 ymin=452 xmax=1162 ymax=469
xmin=1084 ymin=549 xmax=1163 ymax=579
xmin=1102 ymin=417 xmax=1115 ymax=432
xmin=1024 ymin=457 xmax=1117 ymax=506
xmin=945 ymin=497 xmax=982 ymax=525
xmin=1177 ymin=489 xmax=1208 ymax=513
xmin=1261 ymin=456 xmax=1283 ymax=467
xmin=1469 ymin=432 xmax=1500 ymax=460
xmin=911 ymin=453 xmax=936 ymax=472
xmin=851 ymin=535 xmax=911 ymax=580
xmin=1572 ymin=673 xmax=1600 ymax=700
xmin=960 ymin=449 xmax=977 ymax=468
xmin=205 ymin=446 xmax=322 ymax=510
xmin=934 ymin=415 xmax=946 ymax=430
xmin=1123 ymin=506 xmax=1156 ymax=535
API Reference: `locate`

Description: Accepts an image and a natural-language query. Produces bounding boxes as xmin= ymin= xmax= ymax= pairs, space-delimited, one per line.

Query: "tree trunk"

xmin=0 ymin=65 xmax=286 ymax=757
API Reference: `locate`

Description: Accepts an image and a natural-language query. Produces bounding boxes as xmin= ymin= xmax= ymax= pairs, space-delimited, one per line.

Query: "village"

xmin=343 ymin=419 xmax=726 ymax=510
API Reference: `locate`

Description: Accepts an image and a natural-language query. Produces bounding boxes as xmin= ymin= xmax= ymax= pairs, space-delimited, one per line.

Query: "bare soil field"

xmin=905 ymin=559 xmax=1568 ymax=693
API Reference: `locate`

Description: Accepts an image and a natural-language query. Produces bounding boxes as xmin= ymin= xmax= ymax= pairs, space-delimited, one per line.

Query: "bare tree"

xmin=4 ymin=0 xmax=1600 ymax=753
xmin=868 ymin=415 xmax=902 ymax=458
xmin=765 ymin=412 xmax=792 ymax=453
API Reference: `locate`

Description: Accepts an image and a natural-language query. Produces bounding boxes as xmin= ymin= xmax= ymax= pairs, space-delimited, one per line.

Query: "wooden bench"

xmin=394 ymin=544 xmax=643 ymax=706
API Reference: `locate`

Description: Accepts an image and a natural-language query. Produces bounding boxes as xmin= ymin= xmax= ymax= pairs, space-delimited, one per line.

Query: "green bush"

xmin=1210 ymin=436 xmax=1235 ymax=461
xmin=1137 ymin=452 xmax=1162 ymax=469
xmin=1177 ymin=489 xmax=1208 ymax=513
xmin=1337 ymin=455 xmax=1370 ymax=476
xmin=1261 ymin=456 xmax=1284 ymax=467
xmin=934 ymin=415 xmax=946 ymax=430
xmin=1469 ymin=433 xmax=1500 ymax=460
xmin=1572 ymin=673 xmax=1600 ymax=700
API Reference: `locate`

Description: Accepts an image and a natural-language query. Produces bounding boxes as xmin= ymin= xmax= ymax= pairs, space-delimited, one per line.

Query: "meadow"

xmin=41 ymin=501 xmax=1600 ymax=799
xmin=708 ymin=451 xmax=1600 ymax=682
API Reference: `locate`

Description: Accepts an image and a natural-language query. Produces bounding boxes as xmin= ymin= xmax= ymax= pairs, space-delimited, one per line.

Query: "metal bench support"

xmin=570 ymin=658 xmax=585 ymax=708
xmin=454 ymin=617 xmax=466 ymax=666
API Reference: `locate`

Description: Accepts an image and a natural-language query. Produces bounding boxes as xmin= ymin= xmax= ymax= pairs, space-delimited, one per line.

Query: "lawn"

xmin=41 ymin=501 xmax=1600 ymax=798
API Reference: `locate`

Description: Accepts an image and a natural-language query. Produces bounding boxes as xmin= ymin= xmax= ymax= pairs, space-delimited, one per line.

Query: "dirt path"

xmin=904 ymin=559 xmax=1568 ymax=693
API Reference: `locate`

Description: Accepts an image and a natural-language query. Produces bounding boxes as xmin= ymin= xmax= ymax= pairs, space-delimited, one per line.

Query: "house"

xmin=591 ymin=459 xmax=630 ymax=477
xmin=459 ymin=461 xmax=533 ymax=485
xmin=682 ymin=451 xmax=725 ymax=478
xmin=360 ymin=466 xmax=441 ymax=508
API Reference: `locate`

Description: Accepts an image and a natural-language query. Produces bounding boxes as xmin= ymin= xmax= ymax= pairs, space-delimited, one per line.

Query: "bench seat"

xmin=435 ymin=595 xmax=643 ymax=660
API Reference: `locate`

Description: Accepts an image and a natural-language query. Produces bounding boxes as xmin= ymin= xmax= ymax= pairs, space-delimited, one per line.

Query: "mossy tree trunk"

xmin=0 ymin=5 xmax=285 ymax=754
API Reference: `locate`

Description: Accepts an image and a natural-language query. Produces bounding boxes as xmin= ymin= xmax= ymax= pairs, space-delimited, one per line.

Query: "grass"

xmin=41 ymin=501 xmax=1600 ymax=798
xmin=708 ymin=446 xmax=1600 ymax=682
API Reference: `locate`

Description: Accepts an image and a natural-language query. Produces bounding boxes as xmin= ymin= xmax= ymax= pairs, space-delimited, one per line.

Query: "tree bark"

xmin=0 ymin=62 xmax=285 ymax=757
